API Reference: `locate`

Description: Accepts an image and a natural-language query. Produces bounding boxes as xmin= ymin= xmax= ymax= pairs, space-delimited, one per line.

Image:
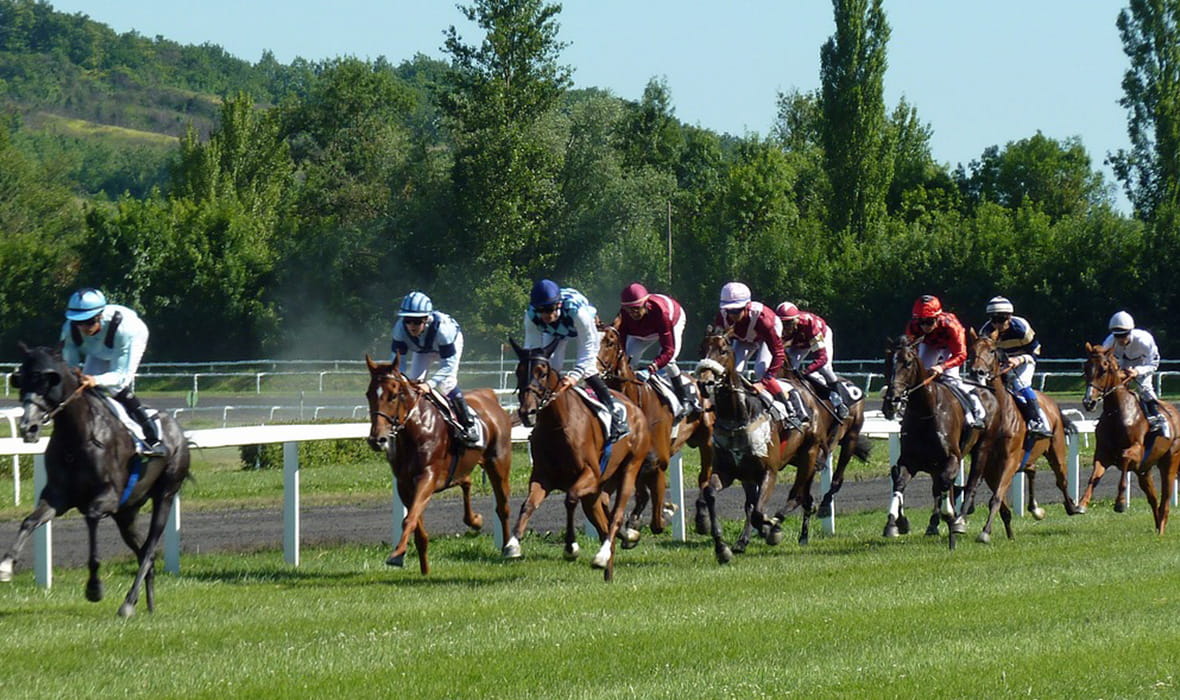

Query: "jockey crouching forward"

xmin=390 ymin=291 xmax=479 ymax=445
xmin=905 ymin=294 xmax=986 ymax=428
xmin=525 ymin=279 xmax=628 ymax=443
xmin=978 ymin=296 xmax=1051 ymax=437
xmin=714 ymin=282 xmax=800 ymax=427
xmin=60 ymin=288 xmax=166 ymax=457
xmin=776 ymin=301 xmax=850 ymax=421
xmin=1102 ymin=311 xmax=1169 ymax=438
xmin=615 ymin=282 xmax=700 ymax=417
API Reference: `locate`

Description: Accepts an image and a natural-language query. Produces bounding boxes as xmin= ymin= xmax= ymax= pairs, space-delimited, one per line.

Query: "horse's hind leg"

xmin=483 ymin=455 xmax=513 ymax=556
xmin=703 ymin=476 xmax=732 ymax=564
xmin=883 ymin=464 xmax=913 ymax=538
xmin=0 ymin=500 xmax=59 ymax=582
xmin=1023 ymin=469 xmax=1047 ymax=520
xmin=1136 ymin=469 xmax=1162 ymax=534
xmin=84 ymin=515 xmax=105 ymax=603
xmin=505 ymin=480 xmax=549 ymax=559
xmin=694 ymin=445 xmax=715 ymax=535
xmin=117 ymin=496 xmax=174 ymax=618
xmin=1081 ymin=458 xmax=1109 ymax=510
xmin=459 ymin=480 xmax=484 ymax=532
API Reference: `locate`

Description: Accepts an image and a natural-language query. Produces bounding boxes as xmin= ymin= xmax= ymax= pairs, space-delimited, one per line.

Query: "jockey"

xmin=389 ymin=290 xmax=478 ymax=445
xmin=524 ymin=279 xmax=628 ymax=442
xmin=904 ymin=294 xmax=985 ymax=428
xmin=615 ymin=282 xmax=699 ymax=416
xmin=978 ymin=296 xmax=1051 ymax=437
xmin=1102 ymin=311 xmax=1168 ymax=436
xmin=713 ymin=282 xmax=797 ymax=426
xmin=59 ymin=288 xmax=166 ymax=457
xmin=776 ymin=301 xmax=850 ymax=420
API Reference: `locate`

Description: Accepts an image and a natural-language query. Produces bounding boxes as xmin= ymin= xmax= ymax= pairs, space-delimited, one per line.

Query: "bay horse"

xmin=0 ymin=343 xmax=190 ymax=617
xmin=881 ymin=335 xmax=998 ymax=550
xmin=364 ymin=355 xmax=513 ymax=574
xmin=503 ymin=338 xmax=649 ymax=582
xmin=964 ymin=330 xmax=1084 ymax=543
xmin=596 ymin=325 xmax=714 ymax=542
xmin=1080 ymin=342 xmax=1180 ymax=534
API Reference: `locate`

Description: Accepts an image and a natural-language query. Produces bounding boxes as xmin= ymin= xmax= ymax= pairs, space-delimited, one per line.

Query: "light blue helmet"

xmin=398 ymin=291 xmax=433 ymax=317
xmin=65 ymin=288 xmax=107 ymax=321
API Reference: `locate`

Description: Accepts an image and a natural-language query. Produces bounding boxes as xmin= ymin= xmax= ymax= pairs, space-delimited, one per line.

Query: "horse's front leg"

xmin=1081 ymin=456 xmax=1109 ymax=510
xmin=1023 ymin=468 xmax=1047 ymax=520
xmin=818 ymin=448 xmax=851 ymax=518
xmin=595 ymin=456 xmax=640 ymax=582
xmin=84 ymin=514 xmax=104 ymax=603
xmin=937 ymin=455 xmax=966 ymax=550
xmin=504 ymin=479 xmax=549 ymax=559
xmin=734 ymin=480 xmax=760 ymax=554
xmin=0 ymin=500 xmax=59 ymax=582
xmin=1136 ymin=468 xmax=1163 ymax=534
xmin=703 ymin=473 xmax=731 ymax=564
xmin=694 ymin=443 xmax=715 ymax=535
xmin=387 ymin=474 xmax=436 ymax=572
xmin=883 ymin=464 xmax=913 ymax=537
xmin=458 ymin=479 xmax=484 ymax=533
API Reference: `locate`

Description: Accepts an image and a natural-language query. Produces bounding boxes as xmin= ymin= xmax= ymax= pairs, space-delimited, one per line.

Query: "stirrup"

xmin=1026 ymin=419 xmax=1051 ymax=438
xmin=142 ymin=441 xmax=168 ymax=458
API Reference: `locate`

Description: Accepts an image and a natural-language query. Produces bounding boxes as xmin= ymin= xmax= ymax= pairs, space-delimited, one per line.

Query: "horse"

xmin=964 ymin=330 xmax=1084 ymax=543
xmin=881 ymin=335 xmax=998 ymax=550
xmin=364 ymin=355 xmax=513 ymax=574
xmin=503 ymin=338 xmax=650 ymax=582
xmin=0 ymin=343 xmax=190 ymax=617
xmin=1079 ymin=342 xmax=1180 ymax=534
xmin=596 ymin=325 xmax=714 ymax=542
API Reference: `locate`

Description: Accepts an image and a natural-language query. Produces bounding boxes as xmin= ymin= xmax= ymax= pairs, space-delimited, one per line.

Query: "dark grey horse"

xmin=0 ymin=343 xmax=190 ymax=617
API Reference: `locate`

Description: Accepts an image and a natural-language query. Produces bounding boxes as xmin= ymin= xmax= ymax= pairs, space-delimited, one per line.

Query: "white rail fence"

xmin=2 ymin=413 xmax=1176 ymax=589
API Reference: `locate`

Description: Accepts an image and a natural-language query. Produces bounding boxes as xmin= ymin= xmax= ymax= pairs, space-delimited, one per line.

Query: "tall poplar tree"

xmin=818 ymin=0 xmax=892 ymax=238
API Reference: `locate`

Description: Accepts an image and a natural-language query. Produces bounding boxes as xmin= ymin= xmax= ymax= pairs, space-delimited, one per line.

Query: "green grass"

xmin=0 ymin=507 xmax=1176 ymax=698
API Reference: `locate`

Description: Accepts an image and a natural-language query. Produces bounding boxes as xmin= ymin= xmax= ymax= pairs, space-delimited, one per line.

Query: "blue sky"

xmin=48 ymin=1 xmax=1132 ymax=208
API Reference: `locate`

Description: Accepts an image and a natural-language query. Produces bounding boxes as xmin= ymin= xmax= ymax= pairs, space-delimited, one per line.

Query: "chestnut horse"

xmin=964 ymin=330 xmax=1084 ymax=543
xmin=503 ymin=339 xmax=649 ymax=582
xmin=365 ymin=355 xmax=512 ymax=574
xmin=1080 ymin=343 xmax=1180 ymax=534
xmin=0 ymin=343 xmax=190 ymax=617
xmin=596 ymin=325 xmax=714 ymax=541
xmin=881 ymin=335 xmax=998 ymax=550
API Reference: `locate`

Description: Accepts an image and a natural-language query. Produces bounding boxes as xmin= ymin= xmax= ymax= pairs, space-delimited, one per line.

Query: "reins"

xmin=36 ymin=381 xmax=90 ymax=424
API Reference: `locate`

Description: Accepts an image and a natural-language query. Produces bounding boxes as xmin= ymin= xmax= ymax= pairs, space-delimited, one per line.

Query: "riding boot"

xmin=827 ymin=381 xmax=849 ymax=421
xmin=587 ymin=375 xmax=629 ymax=442
xmin=1016 ymin=394 xmax=1052 ymax=437
xmin=447 ymin=389 xmax=480 ymax=446
xmin=965 ymin=390 xmax=986 ymax=429
xmin=116 ymin=389 xmax=167 ymax=457
xmin=1143 ymin=399 xmax=1171 ymax=437
xmin=671 ymin=373 xmax=699 ymax=418
xmin=788 ymin=388 xmax=810 ymax=425
xmin=771 ymin=392 xmax=802 ymax=430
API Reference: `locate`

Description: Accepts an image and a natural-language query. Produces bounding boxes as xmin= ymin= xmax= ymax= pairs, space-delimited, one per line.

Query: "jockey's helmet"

xmin=775 ymin=302 xmax=800 ymax=321
xmin=911 ymin=295 xmax=942 ymax=320
xmin=719 ymin=282 xmax=751 ymax=310
xmin=398 ymin=291 xmax=433 ymax=317
xmin=620 ymin=282 xmax=650 ymax=307
xmin=65 ymin=288 xmax=107 ymax=322
xmin=985 ymin=296 xmax=1014 ymax=315
xmin=530 ymin=279 xmax=561 ymax=308
xmin=1108 ymin=310 xmax=1135 ymax=334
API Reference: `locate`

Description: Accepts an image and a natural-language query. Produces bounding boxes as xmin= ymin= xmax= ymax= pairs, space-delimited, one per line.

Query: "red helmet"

xmin=775 ymin=302 xmax=799 ymax=321
xmin=911 ymin=295 xmax=942 ymax=319
xmin=620 ymin=282 xmax=650 ymax=307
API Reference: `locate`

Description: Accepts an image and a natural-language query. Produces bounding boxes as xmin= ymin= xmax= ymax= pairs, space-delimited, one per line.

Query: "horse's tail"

xmin=1062 ymin=415 xmax=1078 ymax=436
xmin=851 ymin=433 xmax=872 ymax=462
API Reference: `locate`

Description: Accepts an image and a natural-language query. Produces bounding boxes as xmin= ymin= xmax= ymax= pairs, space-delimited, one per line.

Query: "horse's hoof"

xmin=950 ymin=517 xmax=967 ymax=535
xmin=590 ymin=543 xmax=611 ymax=569
xmin=817 ymin=503 xmax=832 ymax=518
xmin=386 ymin=553 xmax=405 ymax=568
xmin=662 ymin=502 xmax=678 ymax=521
xmin=503 ymin=537 xmax=522 ymax=559
xmin=883 ymin=524 xmax=899 ymax=538
xmin=896 ymin=516 xmax=911 ymax=535
xmin=1070 ymin=504 xmax=1087 ymax=516
xmin=1114 ymin=502 xmax=1127 ymax=513
xmin=925 ymin=524 xmax=940 ymax=536
xmin=977 ymin=531 xmax=991 ymax=544
xmin=732 ymin=540 xmax=747 ymax=554
xmin=0 ymin=559 xmax=12 ymax=582
xmin=85 ymin=581 xmax=104 ymax=603
xmin=715 ymin=545 xmax=734 ymax=564
xmin=468 ymin=514 xmax=484 ymax=531
xmin=766 ymin=526 xmax=784 ymax=546
xmin=1031 ymin=507 xmax=1047 ymax=521
xmin=563 ymin=542 xmax=580 ymax=561
xmin=797 ymin=533 xmax=809 ymax=547
xmin=117 ymin=602 xmax=136 ymax=619
xmin=619 ymin=528 xmax=641 ymax=550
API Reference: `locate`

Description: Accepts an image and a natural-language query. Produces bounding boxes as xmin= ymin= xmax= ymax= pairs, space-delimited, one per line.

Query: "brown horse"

xmin=964 ymin=330 xmax=1084 ymax=543
xmin=596 ymin=325 xmax=714 ymax=541
xmin=364 ymin=355 xmax=513 ymax=574
xmin=503 ymin=338 xmax=650 ymax=582
xmin=1080 ymin=342 xmax=1180 ymax=534
xmin=693 ymin=332 xmax=795 ymax=562
xmin=881 ymin=335 xmax=999 ymax=550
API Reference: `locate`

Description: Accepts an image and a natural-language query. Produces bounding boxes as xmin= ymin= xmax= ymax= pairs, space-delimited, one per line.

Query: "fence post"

xmin=283 ymin=442 xmax=300 ymax=566
xmin=165 ymin=494 xmax=181 ymax=574
xmin=1066 ymin=431 xmax=1080 ymax=505
xmin=33 ymin=454 xmax=50 ymax=589
xmin=821 ymin=452 xmax=835 ymax=534
xmin=668 ymin=451 xmax=686 ymax=541
xmin=1011 ymin=471 xmax=1025 ymax=517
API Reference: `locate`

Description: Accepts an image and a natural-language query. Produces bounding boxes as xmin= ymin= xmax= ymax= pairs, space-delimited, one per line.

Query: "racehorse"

xmin=0 ymin=343 xmax=190 ymax=617
xmin=1080 ymin=342 xmax=1180 ymax=534
xmin=881 ymin=335 xmax=998 ymax=550
xmin=365 ymin=355 xmax=513 ymax=574
xmin=964 ymin=330 xmax=1084 ymax=543
xmin=596 ymin=325 xmax=713 ymax=542
xmin=503 ymin=338 xmax=649 ymax=582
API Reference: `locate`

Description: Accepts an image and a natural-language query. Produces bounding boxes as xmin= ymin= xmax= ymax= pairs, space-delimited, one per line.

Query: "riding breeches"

xmin=1001 ymin=358 xmax=1036 ymax=393
xmin=625 ymin=313 xmax=685 ymax=376
xmin=1130 ymin=373 xmax=1159 ymax=402
xmin=917 ymin=343 xmax=961 ymax=380
xmin=733 ymin=341 xmax=774 ymax=380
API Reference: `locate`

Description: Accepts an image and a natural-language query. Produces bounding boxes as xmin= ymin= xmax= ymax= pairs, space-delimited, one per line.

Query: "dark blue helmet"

xmin=530 ymin=279 xmax=561 ymax=308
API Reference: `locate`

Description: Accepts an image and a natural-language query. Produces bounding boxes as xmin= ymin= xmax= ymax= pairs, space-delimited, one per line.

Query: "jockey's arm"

xmin=90 ymin=335 xmax=137 ymax=393
xmin=566 ymin=305 xmax=600 ymax=382
xmin=426 ymin=324 xmax=462 ymax=390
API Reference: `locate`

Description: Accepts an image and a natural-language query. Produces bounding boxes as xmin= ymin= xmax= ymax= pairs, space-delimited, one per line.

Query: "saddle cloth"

xmin=838 ymin=377 xmax=864 ymax=403
xmin=646 ymin=372 xmax=683 ymax=416
xmin=97 ymin=395 xmax=164 ymax=456
xmin=426 ymin=388 xmax=487 ymax=450
xmin=571 ymin=385 xmax=625 ymax=442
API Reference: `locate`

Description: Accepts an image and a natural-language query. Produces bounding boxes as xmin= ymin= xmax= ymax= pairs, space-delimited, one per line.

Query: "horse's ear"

xmin=17 ymin=341 xmax=30 ymax=356
xmin=705 ymin=324 xmax=715 ymax=335
xmin=390 ymin=353 xmax=400 ymax=372
xmin=968 ymin=327 xmax=978 ymax=343
xmin=507 ymin=337 xmax=525 ymax=359
xmin=365 ymin=354 xmax=377 ymax=372
xmin=541 ymin=336 xmax=562 ymax=358
xmin=1084 ymin=341 xmax=1094 ymax=353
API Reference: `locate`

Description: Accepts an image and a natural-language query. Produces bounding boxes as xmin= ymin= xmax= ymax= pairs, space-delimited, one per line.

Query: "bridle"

xmin=882 ymin=339 xmax=932 ymax=418
xmin=369 ymin=372 xmax=424 ymax=441
xmin=13 ymin=368 xmax=89 ymax=427
xmin=1082 ymin=352 xmax=1130 ymax=410
xmin=597 ymin=327 xmax=644 ymax=386
xmin=517 ymin=354 xmax=561 ymax=425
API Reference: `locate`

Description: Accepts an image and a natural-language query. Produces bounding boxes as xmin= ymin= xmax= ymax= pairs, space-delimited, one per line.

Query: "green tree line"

xmin=1 ymin=0 xmax=1177 ymax=362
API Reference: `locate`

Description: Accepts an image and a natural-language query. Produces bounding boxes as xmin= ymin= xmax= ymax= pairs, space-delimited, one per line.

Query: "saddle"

xmin=96 ymin=394 xmax=166 ymax=457
xmin=424 ymin=388 xmax=487 ymax=450
xmin=644 ymin=372 xmax=683 ymax=417
xmin=572 ymin=385 xmax=627 ymax=444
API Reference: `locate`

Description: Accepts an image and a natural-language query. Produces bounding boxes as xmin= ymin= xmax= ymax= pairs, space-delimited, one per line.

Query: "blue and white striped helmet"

xmin=65 ymin=288 xmax=107 ymax=321
xmin=398 ymin=291 xmax=433 ymax=317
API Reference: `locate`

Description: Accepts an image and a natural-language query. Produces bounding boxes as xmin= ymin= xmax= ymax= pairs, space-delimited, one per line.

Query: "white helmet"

xmin=985 ymin=296 xmax=1014 ymax=315
xmin=719 ymin=282 xmax=751 ymax=310
xmin=1108 ymin=311 xmax=1134 ymax=333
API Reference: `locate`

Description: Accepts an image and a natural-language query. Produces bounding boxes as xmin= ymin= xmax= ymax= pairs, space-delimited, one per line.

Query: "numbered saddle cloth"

xmin=572 ymin=385 xmax=625 ymax=442
xmin=97 ymin=394 xmax=164 ymax=456
xmin=426 ymin=387 xmax=487 ymax=450
xmin=646 ymin=372 xmax=683 ymax=416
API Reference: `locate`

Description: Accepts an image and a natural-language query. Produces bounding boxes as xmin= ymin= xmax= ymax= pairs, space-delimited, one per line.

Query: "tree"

xmin=819 ymin=0 xmax=892 ymax=238
xmin=1109 ymin=0 xmax=1180 ymax=221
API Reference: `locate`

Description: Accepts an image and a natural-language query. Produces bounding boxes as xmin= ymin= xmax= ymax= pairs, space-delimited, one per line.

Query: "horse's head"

xmin=596 ymin=325 xmax=630 ymax=382
xmin=967 ymin=328 xmax=1004 ymax=384
xmin=11 ymin=342 xmax=74 ymax=443
xmin=1082 ymin=341 xmax=1125 ymax=411
xmin=509 ymin=337 xmax=561 ymax=427
xmin=882 ymin=335 xmax=924 ymax=420
xmin=364 ymin=354 xmax=424 ymax=453
xmin=694 ymin=328 xmax=736 ymax=400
